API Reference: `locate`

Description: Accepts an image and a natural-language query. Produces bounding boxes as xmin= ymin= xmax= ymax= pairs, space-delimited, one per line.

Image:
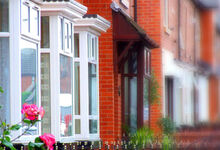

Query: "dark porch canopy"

xmin=111 ymin=2 xmax=159 ymax=49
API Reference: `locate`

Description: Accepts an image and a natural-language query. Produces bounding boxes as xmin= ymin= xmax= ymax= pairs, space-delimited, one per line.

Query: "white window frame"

xmin=87 ymin=33 xmax=99 ymax=139
xmin=7 ymin=0 xmax=41 ymax=143
xmin=21 ymin=0 xmax=40 ymax=41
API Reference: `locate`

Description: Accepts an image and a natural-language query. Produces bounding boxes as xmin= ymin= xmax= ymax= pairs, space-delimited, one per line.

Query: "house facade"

xmin=0 ymin=0 xmax=220 ymax=146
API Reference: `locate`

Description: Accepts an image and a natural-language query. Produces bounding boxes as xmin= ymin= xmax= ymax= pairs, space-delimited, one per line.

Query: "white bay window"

xmin=0 ymin=0 xmax=110 ymax=143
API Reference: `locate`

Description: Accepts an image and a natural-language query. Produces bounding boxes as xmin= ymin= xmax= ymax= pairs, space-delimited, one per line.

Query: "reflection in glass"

xmin=60 ymin=55 xmax=72 ymax=136
xmin=74 ymin=34 xmax=79 ymax=57
xmin=89 ymin=64 xmax=97 ymax=115
xmin=31 ymin=8 xmax=39 ymax=35
xmin=74 ymin=63 xmax=80 ymax=115
xmin=21 ymin=39 xmax=38 ymax=135
xmin=124 ymin=52 xmax=137 ymax=74
xmin=143 ymin=78 xmax=149 ymax=126
xmin=0 ymin=0 xmax=9 ymax=32
xmin=41 ymin=16 xmax=50 ymax=48
xmin=21 ymin=4 xmax=29 ymax=33
xmin=0 ymin=38 xmax=10 ymax=124
xmin=89 ymin=120 xmax=97 ymax=134
xmin=58 ymin=18 xmax=63 ymax=50
xmin=124 ymin=77 xmax=137 ymax=133
xmin=41 ymin=54 xmax=51 ymax=134
xmin=75 ymin=119 xmax=81 ymax=134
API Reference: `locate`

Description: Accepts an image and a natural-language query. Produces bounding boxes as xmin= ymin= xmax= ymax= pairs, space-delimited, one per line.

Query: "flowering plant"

xmin=0 ymin=88 xmax=55 ymax=150
xmin=28 ymin=133 xmax=56 ymax=150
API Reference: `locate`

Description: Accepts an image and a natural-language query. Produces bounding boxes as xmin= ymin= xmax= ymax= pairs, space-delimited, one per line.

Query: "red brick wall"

xmin=136 ymin=0 xmax=162 ymax=133
xmin=82 ymin=0 xmax=117 ymax=142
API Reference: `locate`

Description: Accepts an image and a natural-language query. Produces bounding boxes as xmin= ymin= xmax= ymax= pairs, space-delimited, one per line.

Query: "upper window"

xmin=0 ymin=0 xmax=9 ymax=32
xmin=21 ymin=1 xmax=39 ymax=36
xmin=145 ymin=49 xmax=151 ymax=75
xmin=59 ymin=17 xmax=73 ymax=53
xmin=87 ymin=34 xmax=98 ymax=60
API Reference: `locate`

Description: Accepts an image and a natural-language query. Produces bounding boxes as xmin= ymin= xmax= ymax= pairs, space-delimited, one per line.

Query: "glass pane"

xmin=92 ymin=38 xmax=95 ymax=59
xmin=95 ymin=37 xmax=98 ymax=60
xmin=31 ymin=8 xmax=39 ymax=35
xmin=60 ymin=55 xmax=72 ymax=137
xmin=74 ymin=33 xmax=79 ymax=57
xmin=74 ymin=63 xmax=80 ymax=115
xmin=124 ymin=52 xmax=137 ymax=74
xmin=89 ymin=120 xmax=97 ymax=134
xmin=87 ymin=34 xmax=91 ymax=58
xmin=58 ymin=18 xmax=63 ymax=50
xmin=21 ymin=39 xmax=38 ymax=135
xmin=0 ymin=0 xmax=9 ymax=32
xmin=21 ymin=4 xmax=29 ymax=33
xmin=75 ymin=119 xmax=81 ymax=134
xmin=143 ymin=78 xmax=149 ymax=126
xmin=70 ymin=23 xmax=73 ymax=53
xmin=89 ymin=64 xmax=98 ymax=115
xmin=41 ymin=16 xmax=50 ymax=48
xmin=124 ymin=77 xmax=137 ymax=133
xmin=0 ymin=38 xmax=10 ymax=124
xmin=41 ymin=54 xmax=51 ymax=134
xmin=64 ymin=22 xmax=69 ymax=50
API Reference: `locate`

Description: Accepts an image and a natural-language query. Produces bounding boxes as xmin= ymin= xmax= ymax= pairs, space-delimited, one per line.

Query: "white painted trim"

xmin=40 ymin=1 xmax=87 ymax=20
xmin=74 ymin=15 xmax=111 ymax=33
xmin=0 ymin=32 xmax=10 ymax=37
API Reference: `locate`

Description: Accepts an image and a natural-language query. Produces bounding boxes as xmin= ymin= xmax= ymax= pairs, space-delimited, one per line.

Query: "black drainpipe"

xmin=134 ymin=0 xmax=137 ymax=22
xmin=178 ymin=0 xmax=181 ymax=60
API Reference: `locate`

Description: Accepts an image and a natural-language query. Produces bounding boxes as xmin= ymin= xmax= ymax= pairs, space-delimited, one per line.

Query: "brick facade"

xmin=80 ymin=0 xmax=219 ymax=143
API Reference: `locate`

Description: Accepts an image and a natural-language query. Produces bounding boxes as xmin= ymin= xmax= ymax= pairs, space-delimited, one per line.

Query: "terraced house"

xmin=0 ymin=0 xmax=220 ymax=146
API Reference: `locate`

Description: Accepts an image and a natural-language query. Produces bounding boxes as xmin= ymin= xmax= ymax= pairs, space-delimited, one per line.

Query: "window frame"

xmin=20 ymin=0 xmax=40 ymax=41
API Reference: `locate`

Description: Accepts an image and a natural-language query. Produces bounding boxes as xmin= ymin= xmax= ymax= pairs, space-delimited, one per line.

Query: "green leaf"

xmin=0 ymin=87 xmax=3 ymax=93
xmin=10 ymin=124 xmax=21 ymax=131
xmin=0 ymin=105 xmax=2 ymax=110
xmin=28 ymin=142 xmax=44 ymax=150
xmin=5 ymin=136 xmax=10 ymax=142
xmin=23 ymin=119 xmax=31 ymax=125
xmin=35 ymin=137 xmax=42 ymax=143
xmin=2 ymin=139 xmax=16 ymax=150
xmin=3 ymin=130 xmax=10 ymax=135
xmin=2 ymin=122 xmax=6 ymax=127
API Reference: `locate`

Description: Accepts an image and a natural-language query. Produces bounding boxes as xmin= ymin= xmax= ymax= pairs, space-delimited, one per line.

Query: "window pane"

xmin=0 ymin=0 xmax=9 ymax=32
xmin=58 ymin=18 xmax=63 ymax=50
xmin=92 ymin=38 xmax=95 ymax=58
xmin=60 ymin=55 xmax=72 ymax=136
xmin=0 ymin=38 xmax=10 ymax=124
xmin=64 ymin=22 xmax=69 ymax=50
xmin=75 ymin=119 xmax=81 ymax=134
xmin=95 ymin=37 xmax=98 ymax=60
xmin=41 ymin=16 xmax=50 ymax=48
xmin=124 ymin=52 xmax=137 ymax=74
xmin=74 ymin=63 xmax=80 ymax=115
xmin=124 ymin=77 xmax=137 ymax=133
xmin=31 ymin=8 xmax=39 ymax=35
xmin=87 ymin=34 xmax=91 ymax=58
xmin=21 ymin=39 xmax=38 ymax=135
xmin=143 ymin=78 xmax=149 ymax=126
xmin=74 ymin=33 xmax=79 ymax=57
xmin=89 ymin=63 xmax=98 ymax=115
xmin=41 ymin=54 xmax=51 ymax=134
xmin=89 ymin=120 xmax=97 ymax=134
xmin=21 ymin=4 xmax=29 ymax=33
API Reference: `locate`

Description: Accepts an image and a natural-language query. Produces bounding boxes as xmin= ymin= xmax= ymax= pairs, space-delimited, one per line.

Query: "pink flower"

xmin=21 ymin=103 xmax=45 ymax=121
xmin=40 ymin=133 xmax=56 ymax=150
